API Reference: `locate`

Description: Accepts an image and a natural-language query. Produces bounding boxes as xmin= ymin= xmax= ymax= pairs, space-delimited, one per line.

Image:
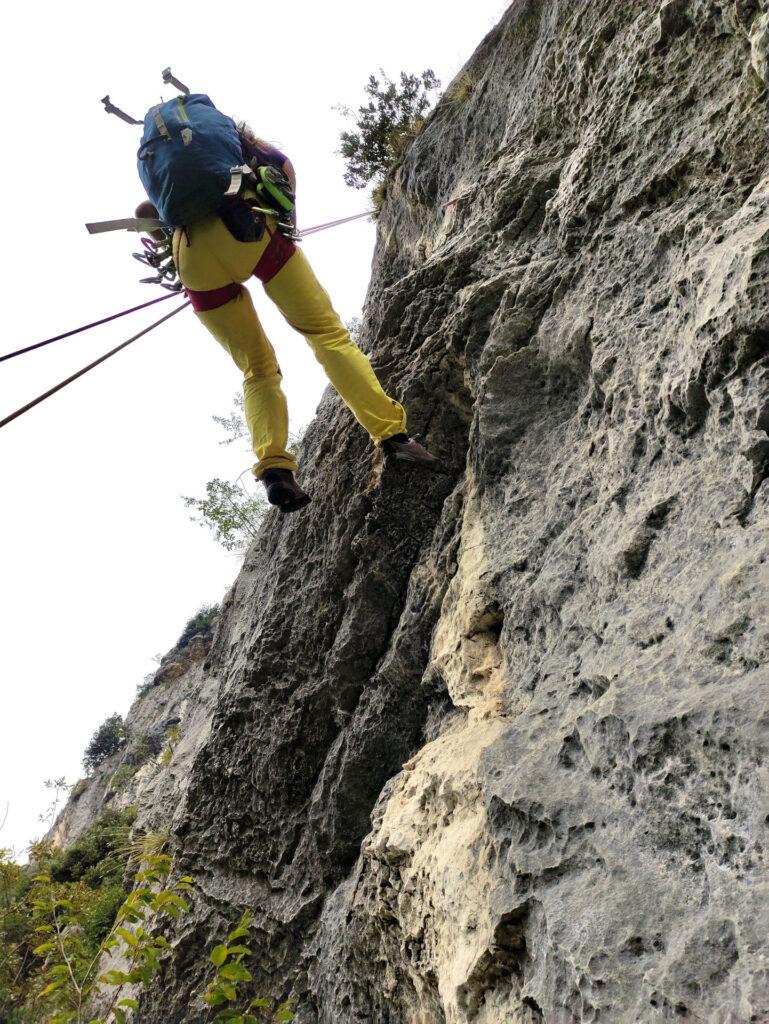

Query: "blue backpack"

xmin=137 ymin=94 xmax=244 ymax=227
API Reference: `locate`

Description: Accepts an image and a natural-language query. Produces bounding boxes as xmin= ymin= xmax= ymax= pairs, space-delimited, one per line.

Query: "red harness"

xmin=185 ymin=228 xmax=296 ymax=313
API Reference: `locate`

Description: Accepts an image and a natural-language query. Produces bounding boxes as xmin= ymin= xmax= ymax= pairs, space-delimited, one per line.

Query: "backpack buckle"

xmin=225 ymin=164 xmax=257 ymax=198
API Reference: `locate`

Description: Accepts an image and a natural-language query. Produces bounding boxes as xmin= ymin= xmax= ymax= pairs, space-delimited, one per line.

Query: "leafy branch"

xmin=202 ymin=911 xmax=295 ymax=1023
xmin=336 ymin=69 xmax=441 ymax=190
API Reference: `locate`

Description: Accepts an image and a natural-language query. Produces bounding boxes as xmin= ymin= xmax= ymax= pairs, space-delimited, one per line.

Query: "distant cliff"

xmin=54 ymin=1 xmax=769 ymax=1020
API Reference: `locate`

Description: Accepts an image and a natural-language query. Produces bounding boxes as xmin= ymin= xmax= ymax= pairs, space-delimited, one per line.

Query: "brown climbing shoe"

xmin=261 ymin=469 xmax=311 ymax=514
xmin=381 ymin=433 xmax=441 ymax=468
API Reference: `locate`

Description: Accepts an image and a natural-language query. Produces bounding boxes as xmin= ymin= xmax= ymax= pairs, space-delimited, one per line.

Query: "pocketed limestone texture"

xmin=56 ymin=1 xmax=769 ymax=1020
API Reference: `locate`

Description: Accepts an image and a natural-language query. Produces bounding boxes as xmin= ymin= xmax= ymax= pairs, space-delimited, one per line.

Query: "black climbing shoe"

xmin=261 ymin=469 xmax=311 ymax=514
xmin=381 ymin=433 xmax=441 ymax=468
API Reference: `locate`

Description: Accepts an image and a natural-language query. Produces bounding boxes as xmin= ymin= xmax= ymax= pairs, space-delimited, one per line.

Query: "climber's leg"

xmin=195 ymin=291 xmax=297 ymax=477
xmin=173 ymin=221 xmax=297 ymax=477
xmin=263 ymin=247 xmax=407 ymax=444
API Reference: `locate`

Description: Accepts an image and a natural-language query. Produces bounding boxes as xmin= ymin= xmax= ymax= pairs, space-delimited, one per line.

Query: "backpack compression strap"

xmin=151 ymin=105 xmax=171 ymax=141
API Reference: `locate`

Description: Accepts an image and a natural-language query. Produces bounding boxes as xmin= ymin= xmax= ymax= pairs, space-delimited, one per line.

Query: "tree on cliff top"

xmin=83 ymin=714 xmax=126 ymax=774
xmin=336 ymin=69 xmax=440 ymax=189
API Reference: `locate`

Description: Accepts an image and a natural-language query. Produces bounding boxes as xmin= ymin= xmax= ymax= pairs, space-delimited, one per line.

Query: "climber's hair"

xmin=236 ymin=120 xmax=274 ymax=152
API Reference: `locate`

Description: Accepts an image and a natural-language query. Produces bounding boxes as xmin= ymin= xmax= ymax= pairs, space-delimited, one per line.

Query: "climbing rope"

xmin=0 ymin=302 xmax=189 ymax=431
xmin=2 ymin=206 xmax=375 ymax=430
xmin=298 ymin=209 xmax=376 ymax=237
xmin=0 ymin=292 xmax=177 ymax=363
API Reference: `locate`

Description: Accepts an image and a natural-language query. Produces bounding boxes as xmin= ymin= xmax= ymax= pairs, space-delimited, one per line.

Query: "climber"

xmin=137 ymin=120 xmax=439 ymax=514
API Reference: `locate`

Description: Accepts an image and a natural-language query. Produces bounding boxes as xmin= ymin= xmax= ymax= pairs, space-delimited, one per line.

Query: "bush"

xmin=82 ymin=713 xmax=127 ymax=774
xmin=108 ymin=763 xmax=139 ymax=792
xmin=49 ymin=807 xmax=136 ymax=889
xmin=337 ymin=69 xmax=440 ymax=189
xmin=136 ymin=670 xmax=156 ymax=697
xmin=182 ymin=478 xmax=266 ymax=551
xmin=70 ymin=778 xmax=89 ymax=801
xmin=176 ymin=604 xmax=220 ymax=650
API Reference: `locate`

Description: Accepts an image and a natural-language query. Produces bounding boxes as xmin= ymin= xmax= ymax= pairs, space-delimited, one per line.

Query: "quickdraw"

xmin=132 ymin=235 xmax=183 ymax=291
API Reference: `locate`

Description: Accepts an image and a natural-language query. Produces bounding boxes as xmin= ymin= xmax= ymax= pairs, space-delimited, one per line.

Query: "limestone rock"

xmin=54 ymin=1 xmax=769 ymax=1020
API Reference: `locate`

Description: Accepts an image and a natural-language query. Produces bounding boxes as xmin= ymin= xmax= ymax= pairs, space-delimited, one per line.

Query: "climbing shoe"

xmin=261 ymin=469 xmax=311 ymax=514
xmin=381 ymin=433 xmax=441 ymax=468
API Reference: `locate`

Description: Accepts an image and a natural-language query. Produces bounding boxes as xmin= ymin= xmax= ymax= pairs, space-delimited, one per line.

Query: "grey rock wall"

xmin=51 ymin=638 xmax=219 ymax=849
xmin=59 ymin=1 xmax=769 ymax=1020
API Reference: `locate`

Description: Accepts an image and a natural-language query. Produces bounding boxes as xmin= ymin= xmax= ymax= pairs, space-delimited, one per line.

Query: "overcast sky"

xmin=0 ymin=0 xmax=510 ymax=857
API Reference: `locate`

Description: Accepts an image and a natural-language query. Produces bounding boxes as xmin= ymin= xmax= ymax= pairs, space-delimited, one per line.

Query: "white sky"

xmin=0 ymin=0 xmax=509 ymax=858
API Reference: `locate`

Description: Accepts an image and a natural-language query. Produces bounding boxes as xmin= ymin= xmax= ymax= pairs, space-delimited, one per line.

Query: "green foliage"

xmin=183 ymin=394 xmax=306 ymax=552
xmin=135 ymin=672 xmax=156 ymax=698
xmin=83 ymin=715 xmax=127 ymax=775
xmin=126 ymin=732 xmax=155 ymax=766
xmin=201 ymin=912 xmax=296 ymax=1022
xmin=39 ymin=778 xmax=70 ymax=828
xmin=336 ymin=69 xmax=440 ymax=189
xmin=175 ymin=605 xmax=220 ymax=650
xmin=2 ymin=842 xmax=297 ymax=1024
xmin=183 ymin=480 xmax=266 ymax=551
xmin=108 ymin=765 xmax=138 ymax=793
xmin=371 ymin=178 xmax=389 ymax=213
xmin=28 ymin=851 xmax=193 ymax=1024
xmin=0 ymin=814 xmax=136 ymax=1022
xmin=0 ymin=848 xmax=30 ymax=1019
xmin=160 ymin=725 xmax=181 ymax=768
xmin=445 ymin=68 xmax=480 ymax=105
xmin=212 ymin=392 xmax=249 ymax=447
xmin=49 ymin=808 xmax=136 ymax=890
xmin=70 ymin=780 xmax=89 ymax=802
xmin=183 ymin=394 xmax=267 ymax=552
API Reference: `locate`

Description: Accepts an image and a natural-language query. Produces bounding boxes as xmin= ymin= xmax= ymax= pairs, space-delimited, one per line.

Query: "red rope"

xmin=298 ymin=209 xmax=376 ymax=237
xmin=0 ymin=292 xmax=178 ymax=364
xmin=0 ymin=302 xmax=190 ymax=431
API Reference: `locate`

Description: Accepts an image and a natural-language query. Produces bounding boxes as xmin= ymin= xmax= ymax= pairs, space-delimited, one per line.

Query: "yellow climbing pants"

xmin=173 ymin=214 xmax=406 ymax=477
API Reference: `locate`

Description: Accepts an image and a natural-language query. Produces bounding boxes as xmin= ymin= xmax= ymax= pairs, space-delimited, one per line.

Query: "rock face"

xmin=56 ymin=1 xmax=769 ymax=1020
xmin=51 ymin=633 xmax=217 ymax=850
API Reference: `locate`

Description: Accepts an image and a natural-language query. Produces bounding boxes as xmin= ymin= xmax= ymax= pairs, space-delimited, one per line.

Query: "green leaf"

xmin=219 ymin=962 xmax=252 ymax=983
xmin=248 ymin=999 xmax=271 ymax=1010
xmin=114 ymin=1009 xmax=127 ymax=1024
xmin=202 ymin=988 xmax=229 ymax=1007
xmin=219 ymin=981 xmax=237 ymax=1001
xmin=118 ymin=998 xmax=140 ymax=1010
xmin=210 ymin=943 xmax=229 ymax=967
xmin=33 ymin=940 xmax=56 ymax=955
xmin=99 ymin=969 xmax=132 ymax=985
xmin=227 ymin=926 xmax=251 ymax=942
xmin=274 ymin=999 xmax=298 ymax=1022
xmin=37 ymin=980 xmax=65 ymax=998
xmin=116 ymin=927 xmax=138 ymax=948
xmin=226 ymin=944 xmax=252 ymax=958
